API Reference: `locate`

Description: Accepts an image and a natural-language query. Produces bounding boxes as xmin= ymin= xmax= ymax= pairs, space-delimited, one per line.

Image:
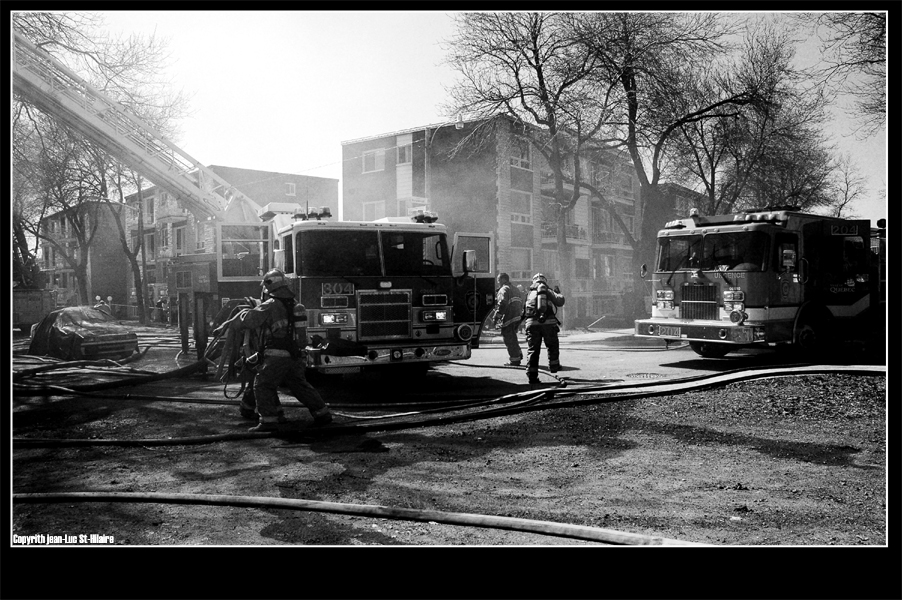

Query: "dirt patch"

xmin=12 ymin=368 xmax=886 ymax=550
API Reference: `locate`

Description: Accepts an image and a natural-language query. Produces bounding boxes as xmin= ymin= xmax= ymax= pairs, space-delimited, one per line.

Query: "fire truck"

xmin=13 ymin=31 xmax=498 ymax=372
xmin=264 ymin=207 xmax=495 ymax=375
xmin=634 ymin=207 xmax=886 ymax=358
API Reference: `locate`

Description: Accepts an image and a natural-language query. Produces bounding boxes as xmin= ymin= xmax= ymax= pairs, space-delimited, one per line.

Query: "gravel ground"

xmin=9 ymin=366 xmax=891 ymax=598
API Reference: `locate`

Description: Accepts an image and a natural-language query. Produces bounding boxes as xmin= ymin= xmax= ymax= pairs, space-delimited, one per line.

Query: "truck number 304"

xmin=322 ymin=282 xmax=355 ymax=295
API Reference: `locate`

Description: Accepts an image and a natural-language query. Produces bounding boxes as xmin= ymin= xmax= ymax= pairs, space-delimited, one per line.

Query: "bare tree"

xmin=443 ymin=12 xmax=621 ymax=295
xmin=572 ymin=12 xmax=769 ymax=314
xmin=825 ymin=152 xmax=867 ymax=218
xmin=792 ymin=11 xmax=886 ymax=137
xmin=672 ymin=20 xmax=835 ymax=215
xmin=14 ymin=108 xmax=105 ymax=305
xmin=13 ymin=12 xmax=189 ymax=320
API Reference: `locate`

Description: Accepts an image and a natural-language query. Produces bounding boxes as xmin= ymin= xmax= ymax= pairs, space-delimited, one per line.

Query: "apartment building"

xmin=341 ymin=117 xmax=644 ymax=324
xmin=38 ymin=201 xmax=130 ymax=308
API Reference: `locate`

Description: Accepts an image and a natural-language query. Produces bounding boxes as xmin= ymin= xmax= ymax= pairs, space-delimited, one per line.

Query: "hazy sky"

xmin=94 ymin=10 xmax=886 ymax=224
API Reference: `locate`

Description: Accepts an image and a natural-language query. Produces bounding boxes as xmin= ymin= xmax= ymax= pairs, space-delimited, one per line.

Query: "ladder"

xmin=12 ymin=31 xmax=255 ymax=221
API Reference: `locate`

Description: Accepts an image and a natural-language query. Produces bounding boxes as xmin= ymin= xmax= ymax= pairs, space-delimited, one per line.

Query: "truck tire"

xmin=689 ymin=341 xmax=731 ymax=358
xmin=793 ymin=308 xmax=832 ymax=360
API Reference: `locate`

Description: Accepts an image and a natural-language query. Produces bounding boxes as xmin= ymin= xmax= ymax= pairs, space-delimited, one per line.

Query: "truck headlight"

xmin=723 ymin=290 xmax=745 ymax=301
xmin=655 ymin=290 xmax=674 ymax=301
xmin=320 ymin=313 xmax=349 ymax=325
xmin=421 ymin=310 xmax=449 ymax=322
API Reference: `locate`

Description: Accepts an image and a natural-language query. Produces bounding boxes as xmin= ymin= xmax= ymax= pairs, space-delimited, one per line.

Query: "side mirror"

xmin=463 ymin=250 xmax=477 ymax=275
xmin=639 ymin=263 xmax=648 ymax=279
xmin=781 ymin=249 xmax=796 ymax=271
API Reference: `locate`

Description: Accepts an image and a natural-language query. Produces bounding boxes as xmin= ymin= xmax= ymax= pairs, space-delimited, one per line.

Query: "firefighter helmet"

xmin=532 ymin=273 xmax=548 ymax=285
xmin=261 ymin=269 xmax=293 ymax=298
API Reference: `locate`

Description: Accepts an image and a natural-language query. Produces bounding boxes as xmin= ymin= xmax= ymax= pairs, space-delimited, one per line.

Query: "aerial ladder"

xmin=12 ymin=30 xmax=255 ymax=221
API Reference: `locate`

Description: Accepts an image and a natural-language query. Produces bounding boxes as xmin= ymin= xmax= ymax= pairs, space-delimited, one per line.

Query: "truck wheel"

xmin=689 ymin=341 xmax=731 ymax=358
xmin=794 ymin=320 xmax=831 ymax=360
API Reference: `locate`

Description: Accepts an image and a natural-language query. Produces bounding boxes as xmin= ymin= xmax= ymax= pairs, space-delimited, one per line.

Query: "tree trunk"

xmin=555 ymin=211 xmax=573 ymax=300
xmin=75 ymin=262 xmax=90 ymax=306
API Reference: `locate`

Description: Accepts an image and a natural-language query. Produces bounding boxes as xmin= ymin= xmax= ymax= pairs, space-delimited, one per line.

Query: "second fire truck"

xmin=634 ymin=206 xmax=886 ymax=358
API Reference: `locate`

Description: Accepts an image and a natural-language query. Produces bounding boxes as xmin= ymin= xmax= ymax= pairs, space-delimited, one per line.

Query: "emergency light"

xmin=410 ymin=209 xmax=439 ymax=223
xmin=294 ymin=207 xmax=333 ymax=221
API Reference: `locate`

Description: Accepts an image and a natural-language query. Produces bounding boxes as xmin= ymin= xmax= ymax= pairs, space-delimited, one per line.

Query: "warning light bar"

xmin=294 ymin=207 xmax=333 ymax=221
xmin=410 ymin=208 xmax=439 ymax=223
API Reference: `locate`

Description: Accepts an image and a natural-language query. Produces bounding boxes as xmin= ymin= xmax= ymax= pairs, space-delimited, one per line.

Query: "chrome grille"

xmin=680 ymin=283 xmax=718 ymax=320
xmin=358 ymin=290 xmax=411 ymax=340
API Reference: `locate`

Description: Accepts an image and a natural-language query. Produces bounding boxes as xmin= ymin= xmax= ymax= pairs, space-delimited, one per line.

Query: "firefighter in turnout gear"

xmin=213 ymin=269 xmax=332 ymax=432
xmin=522 ymin=273 xmax=566 ymax=384
xmin=493 ymin=272 xmax=523 ymax=366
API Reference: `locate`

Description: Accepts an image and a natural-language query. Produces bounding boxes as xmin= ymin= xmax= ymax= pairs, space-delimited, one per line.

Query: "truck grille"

xmin=358 ymin=290 xmax=411 ymax=340
xmin=680 ymin=283 xmax=718 ymax=320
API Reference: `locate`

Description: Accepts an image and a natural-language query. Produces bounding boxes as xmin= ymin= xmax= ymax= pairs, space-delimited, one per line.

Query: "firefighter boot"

xmin=312 ymin=407 xmax=333 ymax=426
xmin=239 ymin=400 xmax=257 ymax=420
xmin=248 ymin=414 xmax=288 ymax=432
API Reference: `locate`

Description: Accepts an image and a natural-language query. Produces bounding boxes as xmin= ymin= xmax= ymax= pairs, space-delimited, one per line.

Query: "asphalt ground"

xmin=12 ymin=323 xmax=884 ymax=408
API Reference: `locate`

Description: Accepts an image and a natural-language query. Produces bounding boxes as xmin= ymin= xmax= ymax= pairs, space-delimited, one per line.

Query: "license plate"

xmin=732 ymin=328 xmax=752 ymax=343
xmin=658 ymin=325 xmax=681 ymax=337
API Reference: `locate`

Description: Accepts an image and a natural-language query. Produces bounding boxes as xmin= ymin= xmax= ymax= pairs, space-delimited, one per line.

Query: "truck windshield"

xmin=657 ymin=231 xmax=769 ymax=272
xmin=298 ymin=230 xmax=382 ymax=276
xmin=296 ymin=230 xmax=451 ymax=277
xmin=382 ymin=231 xmax=451 ymax=276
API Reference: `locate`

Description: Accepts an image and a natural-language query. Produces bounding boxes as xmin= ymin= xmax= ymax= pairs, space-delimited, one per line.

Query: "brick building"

xmin=38 ymin=201 xmax=130 ymax=308
xmin=341 ymin=117 xmax=644 ymax=324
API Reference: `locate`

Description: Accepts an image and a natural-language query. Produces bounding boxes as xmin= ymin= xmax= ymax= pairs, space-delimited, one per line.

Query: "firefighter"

xmin=493 ymin=272 xmax=523 ymax=366
xmin=522 ymin=273 xmax=566 ymax=385
xmin=213 ymin=269 xmax=332 ymax=432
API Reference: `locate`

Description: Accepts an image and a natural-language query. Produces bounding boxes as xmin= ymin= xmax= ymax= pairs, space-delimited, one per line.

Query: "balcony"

xmin=155 ymin=199 xmax=189 ymax=223
xmin=541 ymin=222 xmax=589 ymax=245
xmin=590 ymin=231 xmax=627 ymax=246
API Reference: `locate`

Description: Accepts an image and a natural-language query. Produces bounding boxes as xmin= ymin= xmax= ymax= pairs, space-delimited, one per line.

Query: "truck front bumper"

xmin=305 ymin=342 xmax=471 ymax=373
xmin=634 ymin=319 xmax=769 ymax=345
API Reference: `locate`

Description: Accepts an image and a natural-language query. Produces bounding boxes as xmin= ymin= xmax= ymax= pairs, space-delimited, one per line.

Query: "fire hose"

xmin=12 ymin=363 xmax=884 ymax=448
xmin=12 ymin=491 xmax=705 ymax=546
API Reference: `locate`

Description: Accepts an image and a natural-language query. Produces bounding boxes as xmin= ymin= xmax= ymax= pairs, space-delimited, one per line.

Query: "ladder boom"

xmin=13 ymin=31 xmax=255 ymax=221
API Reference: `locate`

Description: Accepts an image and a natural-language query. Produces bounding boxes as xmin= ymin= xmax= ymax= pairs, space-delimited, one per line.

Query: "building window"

xmin=143 ymin=198 xmax=155 ymax=223
xmin=510 ymin=248 xmax=532 ymax=280
xmin=510 ymin=137 xmax=531 ymax=170
xmin=286 ymin=182 xmax=296 ymax=196
xmin=174 ymin=226 xmax=186 ymax=256
xmin=176 ymin=271 xmax=192 ymax=288
xmin=196 ymin=223 xmax=206 ymax=251
xmin=144 ymin=233 xmax=156 ymax=261
xmin=220 ymin=224 xmax=269 ymax=278
xmin=362 ymin=149 xmax=386 ymax=173
xmin=510 ymin=190 xmax=532 ymax=224
xmin=363 ymin=201 xmax=385 ymax=221
xmin=542 ymin=249 xmax=559 ymax=278
xmin=617 ymin=171 xmax=633 ymax=197
xmin=397 ymin=144 xmax=412 ymax=165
